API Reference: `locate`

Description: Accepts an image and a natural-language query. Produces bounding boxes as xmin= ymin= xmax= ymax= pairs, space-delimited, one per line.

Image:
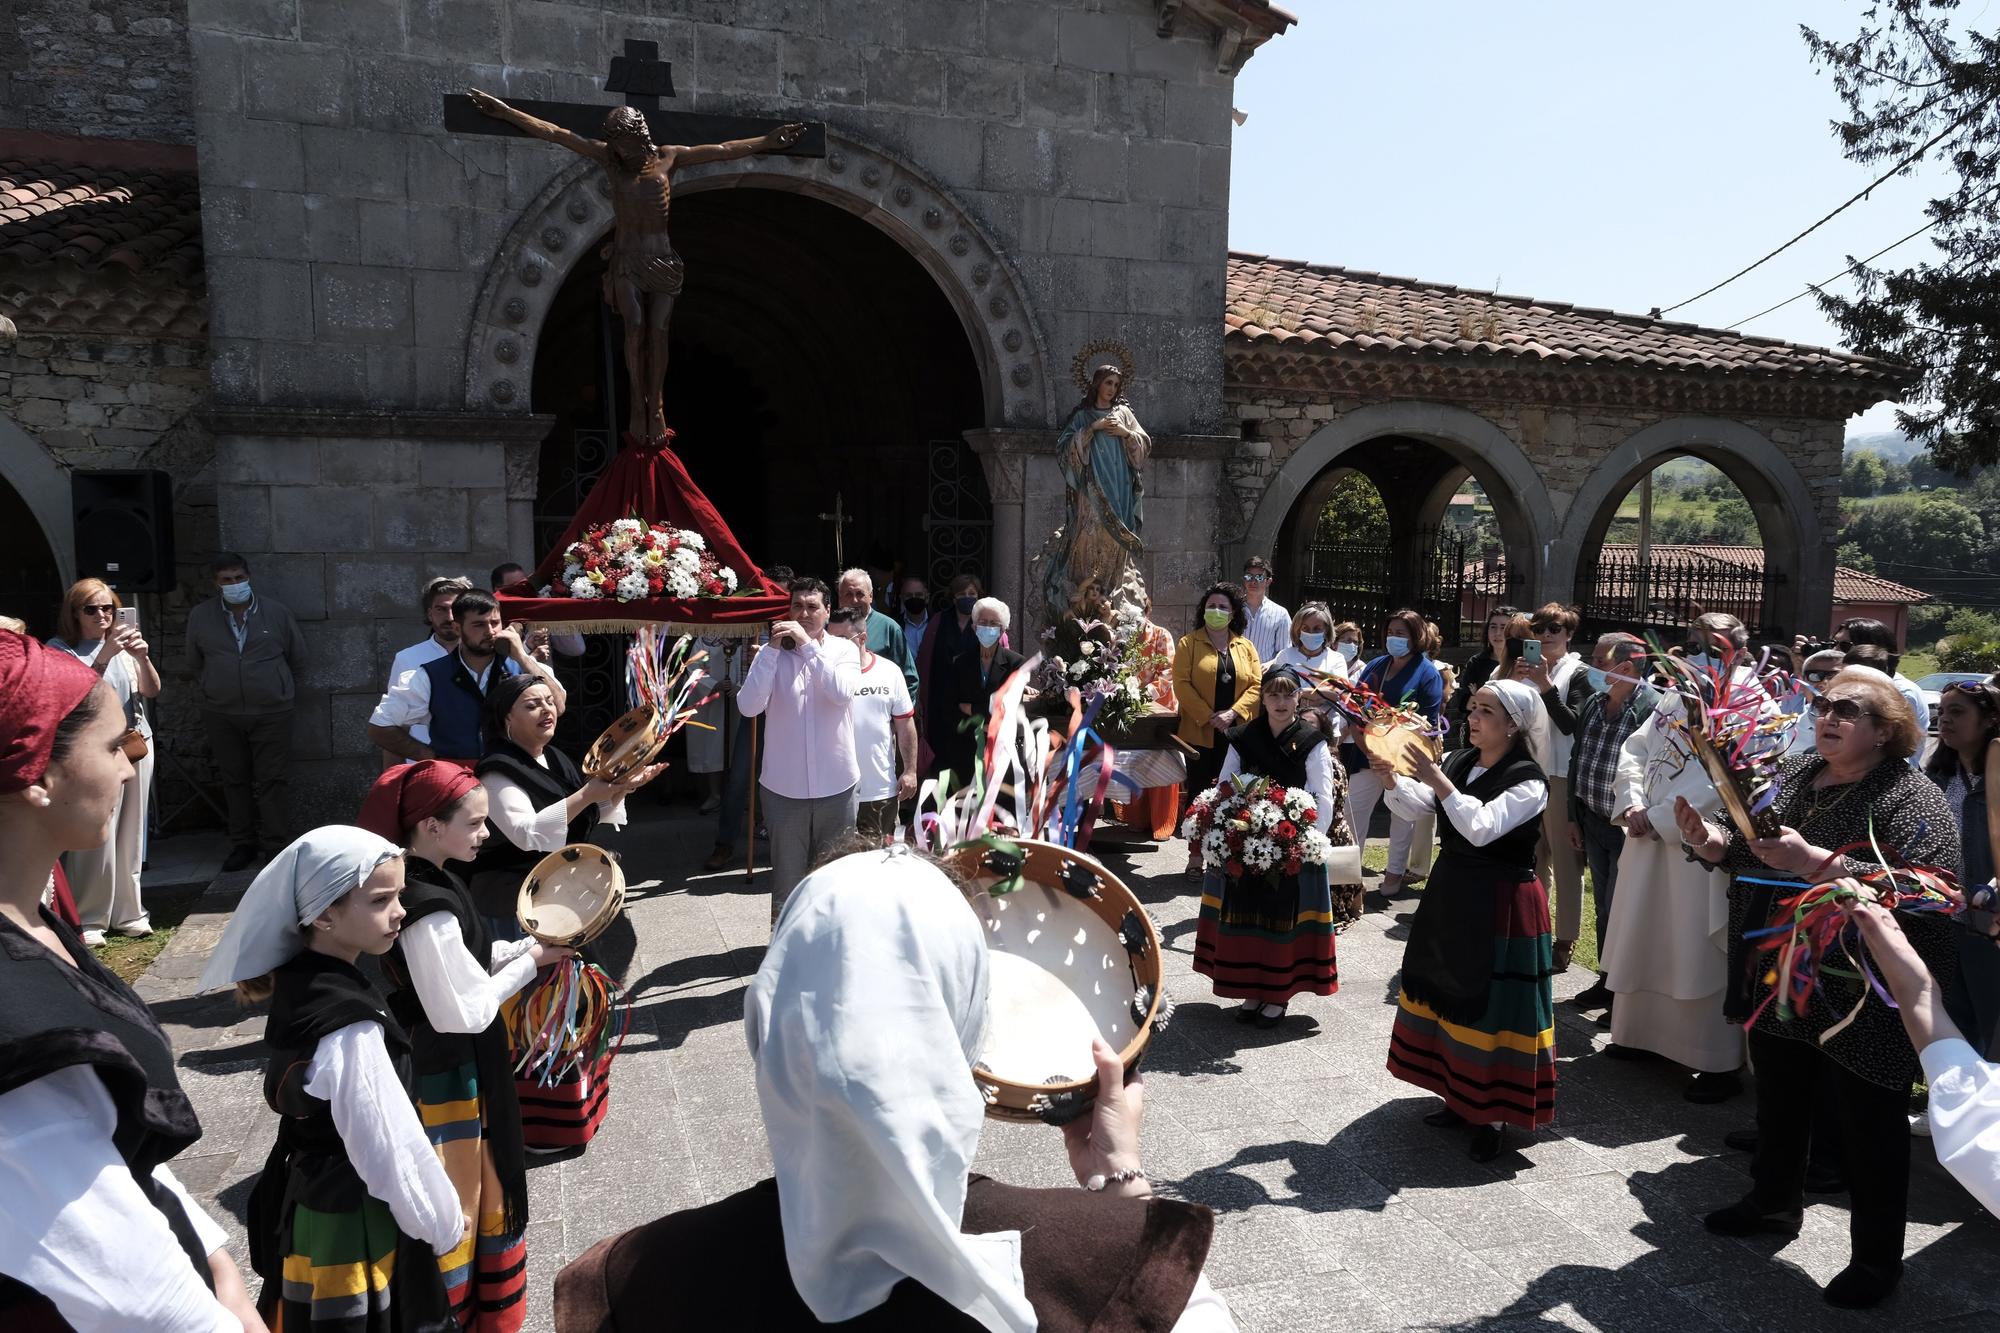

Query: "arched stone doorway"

xmin=1239 ymin=403 xmax=1555 ymax=648
xmin=1556 ymin=417 xmax=1823 ymax=641
xmin=0 ymin=416 xmax=73 ymax=636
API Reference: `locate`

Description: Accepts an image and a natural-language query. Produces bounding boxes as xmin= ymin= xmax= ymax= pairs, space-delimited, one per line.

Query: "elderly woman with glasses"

xmin=48 ymin=580 xmax=160 ymax=946
xmin=1926 ymin=681 xmax=2000 ymax=1059
xmin=1677 ymin=667 xmax=1961 ymax=1310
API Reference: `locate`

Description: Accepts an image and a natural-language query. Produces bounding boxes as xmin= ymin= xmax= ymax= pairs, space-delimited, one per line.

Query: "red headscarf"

xmin=356 ymin=759 xmax=480 ymax=842
xmin=0 ymin=630 xmax=103 ymax=794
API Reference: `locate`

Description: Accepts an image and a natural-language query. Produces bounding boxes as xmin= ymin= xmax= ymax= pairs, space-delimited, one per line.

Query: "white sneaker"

xmin=81 ymin=929 xmax=107 ymax=947
xmin=111 ymin=918 xmax=152 ymax=938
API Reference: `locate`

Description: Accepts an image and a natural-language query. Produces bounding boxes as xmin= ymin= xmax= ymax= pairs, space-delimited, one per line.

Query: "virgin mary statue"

xmin=1036 ymin=363 xmax=1151 ymax=624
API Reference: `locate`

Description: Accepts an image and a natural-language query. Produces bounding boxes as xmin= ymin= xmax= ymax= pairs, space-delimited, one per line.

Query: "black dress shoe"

xmin=1423 ymin=1105 xmax=1467 ymax=1128
xmin=1685 ymin=1071 xmax=1744 ymax=1104
xmin=1254 ymin=1005 xmax=1288 ymax=1029
xmin=1234 ymin=1004 xmax=1261 ymax=1024
xmin=1723 ymin=1127 xmax=1759 ymax=1153
xmin=1569 ymin=979 xmax=1613 ymax=1010
xmin=221 ymin=844 xmax=258 ymax=873
xmin=1703 ymin=1198 xmax=1803 ymax=1238
xmin=1824 ymin=1261 xmax=1901 ymax=1308
xmin=1469 ymin=1125 xmax=1505 ymax=1162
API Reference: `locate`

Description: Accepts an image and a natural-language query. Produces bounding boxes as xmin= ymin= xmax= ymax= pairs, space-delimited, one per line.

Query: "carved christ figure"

xmin=468 ymin=90 xmax=804 ymax=441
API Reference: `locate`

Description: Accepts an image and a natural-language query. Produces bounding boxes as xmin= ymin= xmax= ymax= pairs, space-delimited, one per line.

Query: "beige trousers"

xmin=1536 ymin=774 xmax=1584 ymax=943
xmin=65 ymin=747 xmax=152 ymax=930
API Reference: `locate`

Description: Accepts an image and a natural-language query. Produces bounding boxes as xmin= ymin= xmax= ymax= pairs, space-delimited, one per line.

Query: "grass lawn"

xmin=1901 ymin=648 xmax=1940 ymax=679
xmin=93 ymin=886 xmax=201 ymax=984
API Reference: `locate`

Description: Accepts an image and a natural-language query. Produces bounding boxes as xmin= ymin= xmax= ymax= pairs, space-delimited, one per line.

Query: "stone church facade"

xmin=3 ymin=0 xmax=1907 ymax=820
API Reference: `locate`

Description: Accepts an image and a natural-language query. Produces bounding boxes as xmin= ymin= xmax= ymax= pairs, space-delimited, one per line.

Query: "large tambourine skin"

xmin=583 ymin=705 xmax=670 ymax=782
xmin=517 ymin=844 xmax=626 ymax=947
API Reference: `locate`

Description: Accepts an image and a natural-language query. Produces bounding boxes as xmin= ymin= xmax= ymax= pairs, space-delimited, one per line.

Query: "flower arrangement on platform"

xmin=1031 ymin=616 xmax=1156 ymax=736
xmin=1180 ymin=776 xmax=1333 ymax=881
xmin=544 ymin=517 xmax=739 ymax=602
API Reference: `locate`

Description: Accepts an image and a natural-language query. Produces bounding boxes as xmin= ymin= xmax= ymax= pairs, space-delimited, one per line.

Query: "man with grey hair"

xmin=837 ymin=567 xmax=919 ymax=701
xmin=1564 ymin=633 xmax=1658 ymax=1013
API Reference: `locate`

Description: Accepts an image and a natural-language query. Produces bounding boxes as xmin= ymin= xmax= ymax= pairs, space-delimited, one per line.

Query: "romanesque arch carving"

xmin=1234 ymin=401 xmax=1559 ymax=603
xmin=0 ymin=414 xmax=76 ymax=586
xmin=1554 ymin=415 xmax=1825 ymax=634
xmin=463 ymin=130 xmax=1055 ymax=430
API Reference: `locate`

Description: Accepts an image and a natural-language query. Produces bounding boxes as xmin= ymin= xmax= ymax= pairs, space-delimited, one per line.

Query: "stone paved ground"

xmin=147 ymin=807 xmax=2000 ymax=1332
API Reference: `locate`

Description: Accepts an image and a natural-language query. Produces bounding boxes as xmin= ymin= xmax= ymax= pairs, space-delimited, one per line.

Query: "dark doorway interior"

xmin=531 ymin=187 xmax=988 ymax=589
xmin=0 ymin=474 xmax=62 ymax=637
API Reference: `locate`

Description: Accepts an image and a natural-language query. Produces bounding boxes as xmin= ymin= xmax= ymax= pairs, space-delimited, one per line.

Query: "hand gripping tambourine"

xmin=942 ymin=838 xmax=1169 ymax=1125
xmin=517 ymin=844 xmax=626 ymax=947
xmin=582 ymin=704 xmax=670 ymax=782
xmin=1357 ymin=712 xmax=1440 ymax=779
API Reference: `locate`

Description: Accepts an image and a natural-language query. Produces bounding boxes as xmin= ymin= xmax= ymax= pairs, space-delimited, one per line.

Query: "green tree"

xmin=1837 ymin=540 xmax=1878 ymax=573
xmin=1709 ymin=497 xmax=1757 ymax=543
xmin=1842 ymin=450 xmax=1887 ymax=497
xmin=1880 ymin=458 xmax=1912 ymax=494
xmin=1803 ymin=6 xmax=2000 ymax=470
xmin=1314 ymin=472 xmax=1389 ymax=545
xmin=1842 ymin=492 xmax=1986 ymax=572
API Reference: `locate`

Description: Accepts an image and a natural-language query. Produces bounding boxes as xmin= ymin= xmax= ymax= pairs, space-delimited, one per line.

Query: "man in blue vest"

xmin=367 ymin=589 xmax=566 ymax=762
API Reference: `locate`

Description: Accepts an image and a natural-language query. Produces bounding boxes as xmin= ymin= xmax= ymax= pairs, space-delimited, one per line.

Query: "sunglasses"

xmin=1803 ymin=668 xmax=1836 ymax=683
xmin=1819 ymin=697 xmax=1879 ymax=724
xmin=83 ymin=603 xmax=117 ymax=615
xmin=1242 ymin=574 xmax=1270 ymax=584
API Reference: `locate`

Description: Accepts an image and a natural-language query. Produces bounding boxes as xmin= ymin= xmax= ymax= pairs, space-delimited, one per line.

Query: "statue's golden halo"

xmin=1071 ymin=340 xmax=1137 ymax=396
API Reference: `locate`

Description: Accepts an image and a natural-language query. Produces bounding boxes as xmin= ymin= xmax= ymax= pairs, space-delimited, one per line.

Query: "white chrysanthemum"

xmin=568 ymin=575 xmax=601 ymax=600
xmin=670 ymin=546 xmax=700 ymax=571
xmin=1241 ymin=835 xmax=1280 ymax=872
xmin=615 ymin=570 xmax=649 ymax=601
xmin=561 ymin=563 xmax=582 ymax=584
xmin=1067 ymin=659 xmax=1089 ymax=679
xmin=612 ymin=518 xmax=644 ymax=535
xmin=1282 ymin=789 xmax=1316 ymax=821
xmin=1298 ymin=828 xmax=1334 ymax=864
xmin=1201 ymin=829 xmax=1229 ymax=863
xmin=1179 ymin=813 xmax=1202 ymax=841
xmin=620 ymin=548 xmax=648 ymax=571
xmin=666 ymin=567 xmax=699 ymax=598
xmin=1247 ymin=800 xmax=1281 ymax=831
xmin=716 ymin=567 xmax=738 ymax=592
xmin=679 ymin=530 xmax=705 ymax=551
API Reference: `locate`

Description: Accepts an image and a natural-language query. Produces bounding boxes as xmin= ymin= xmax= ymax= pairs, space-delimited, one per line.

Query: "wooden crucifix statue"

xmin=467 ymin=89 xmax=804 ymax=443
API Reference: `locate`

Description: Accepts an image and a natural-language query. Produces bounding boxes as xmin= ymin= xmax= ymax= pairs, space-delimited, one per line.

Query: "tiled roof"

xmin=1595 ymin=545 xmax=1930 ymax=605
xmin=1225 ymin=253 xmax=1911 ymax=412
xmin=0 ymin=144 xmax=204 ymax=339
xmin=0 ymin=156 xmax=202 ymax=280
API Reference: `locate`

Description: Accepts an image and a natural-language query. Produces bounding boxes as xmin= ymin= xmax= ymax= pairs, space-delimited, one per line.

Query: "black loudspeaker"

xmin=72 ymin=470 xmax=176 ymax=593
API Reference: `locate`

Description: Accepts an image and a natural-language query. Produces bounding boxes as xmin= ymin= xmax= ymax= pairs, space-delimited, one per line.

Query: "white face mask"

xmin=1337 ymin=641 xmax=1359 ymax=662
xmin=220 ymin=581 xmax=253 ymax=605
xmin=1384 ymin=635 xmax=1410 ymax=658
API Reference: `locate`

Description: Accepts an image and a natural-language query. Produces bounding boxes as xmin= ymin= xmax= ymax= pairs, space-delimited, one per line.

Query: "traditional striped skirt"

xmin=415 ymin=1062 xmax=528 ymax=1333
xmin=276 ymin=1196 xmax=452 ymax=1333
xmin=1387 ymin=871 xmax=1556 ymax=1130
xmin=1192 ymin=864 xmax=1339 ymax=1004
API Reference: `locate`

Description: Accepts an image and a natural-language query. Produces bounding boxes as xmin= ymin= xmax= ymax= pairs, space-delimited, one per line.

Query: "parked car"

xmin=1915 ymin=672 xmax=1988 ymax=731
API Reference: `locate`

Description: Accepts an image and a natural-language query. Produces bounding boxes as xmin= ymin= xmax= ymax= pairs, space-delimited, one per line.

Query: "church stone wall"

xmin=1 ymin=0 xmax=196 ymax=144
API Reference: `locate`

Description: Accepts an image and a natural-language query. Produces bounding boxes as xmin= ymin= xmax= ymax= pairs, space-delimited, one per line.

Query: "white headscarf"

xmin=744 ymin=848 xmax=1034 ymax=1333
xmin=197 ymin=826 xmax=402 ymax=991
xmin=1482 ymin=679 xmax=1552 ymax=772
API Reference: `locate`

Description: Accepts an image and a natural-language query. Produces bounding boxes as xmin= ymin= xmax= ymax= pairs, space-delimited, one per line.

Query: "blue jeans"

xmin=1577 ymin=805 xmax=1625 ymax=966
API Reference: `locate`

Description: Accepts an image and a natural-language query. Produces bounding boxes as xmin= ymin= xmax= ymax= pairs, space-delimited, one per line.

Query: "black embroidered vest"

xmin=1223 ymin=717 xmax=1327 ymax=789
xmin=1435 ymin=744 xmax=1545 ymax=875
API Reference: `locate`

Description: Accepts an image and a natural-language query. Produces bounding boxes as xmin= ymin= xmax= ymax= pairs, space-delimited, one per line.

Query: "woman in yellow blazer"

xmin=1173 ymin=581 xmax=1264 ymax=876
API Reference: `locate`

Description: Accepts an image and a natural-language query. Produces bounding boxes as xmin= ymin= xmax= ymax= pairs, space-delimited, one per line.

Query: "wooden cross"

xmin=818 ymin=491 xmax=855 ymax=570
xmin=441 ymin=38 xmax=826 ymax=156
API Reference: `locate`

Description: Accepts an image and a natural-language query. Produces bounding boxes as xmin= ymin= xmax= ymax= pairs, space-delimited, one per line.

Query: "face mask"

xmin=903 ymin=596 xmax=928 ymax=619
xmin=1385 ymin=635 xmax=1410 ymax=658
xmin=975 ymin=625 xmax=1002 ymax=647
xmin=1684 ymin=652 xmax=1716 ymax=671
xmin=1300 ymin=631 xmax=1326 ymax=653
xmin=956 ymin=596 xmax=977 ymax=615
xmin=1337 ymin=641 xmax=1359 ymax=662
xmin=1203 ymin=608 xmax=1229 ymax=630
xmin=221 ymin=581 xmax=253 ymax=605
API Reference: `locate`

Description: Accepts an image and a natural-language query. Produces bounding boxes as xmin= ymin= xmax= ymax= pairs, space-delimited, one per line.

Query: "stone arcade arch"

xmin=461 ymin=130 xmax=1056 ymax=435
xmin=0 ymin=415 xmax=75 ymax=632
xmin=1555 ymin=416 xmax=1824 ymax=639
xmin=1234 ymin=402 xmax=1558 ymax=627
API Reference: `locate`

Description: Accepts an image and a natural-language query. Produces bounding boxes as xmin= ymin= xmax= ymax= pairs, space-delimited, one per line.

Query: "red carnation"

xmin=1275 ymin=820 xmax=1298 ymax=841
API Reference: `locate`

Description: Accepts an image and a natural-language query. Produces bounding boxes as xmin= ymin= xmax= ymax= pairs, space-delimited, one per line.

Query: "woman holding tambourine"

xmin=359 ymin=760 xmax=570 ymax=1331
xmin=1676 ymin=666 xmax=1959 ymax=1311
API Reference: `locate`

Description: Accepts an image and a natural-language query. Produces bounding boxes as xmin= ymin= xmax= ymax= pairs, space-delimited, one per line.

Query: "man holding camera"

xmin=366 ymin=589 xmax=566 ymax=764
xmin=737 ymin=577 xmax=862 ymax=919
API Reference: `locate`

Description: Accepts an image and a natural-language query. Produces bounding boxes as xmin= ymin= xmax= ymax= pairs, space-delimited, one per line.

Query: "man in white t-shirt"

xmin=830 ymin=607 xmax=917 ymax=844
xmin=379 ymin=576 xmax=473 ymax=764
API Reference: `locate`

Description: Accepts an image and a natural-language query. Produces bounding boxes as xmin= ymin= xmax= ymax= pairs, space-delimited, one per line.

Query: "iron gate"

xmin=1299 ymin=527 xmax=1476 ymax=651
xmin=922 ymin=438 xmax=992 ymax=592
xmin=1576 ymin=546 xmax=1781 ymax=642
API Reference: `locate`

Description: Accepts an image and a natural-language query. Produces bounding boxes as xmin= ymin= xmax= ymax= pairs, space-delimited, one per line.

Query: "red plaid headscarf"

xmin=0 ymin=630 xmax=102 ymax=793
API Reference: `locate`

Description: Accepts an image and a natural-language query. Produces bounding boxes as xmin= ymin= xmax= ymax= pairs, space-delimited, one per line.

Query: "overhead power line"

xmin=1727 ymin=216 xmax=1946 ymax=326
xmin=1661 ymin=99 xmax=1990 ymax=317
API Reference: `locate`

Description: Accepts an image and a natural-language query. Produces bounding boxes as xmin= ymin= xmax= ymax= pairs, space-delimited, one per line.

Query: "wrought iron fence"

xmin=1577 ymin=546 xmax=1781 ymax=641
xmin=1300 ymin=527 xmax=1480 ymax=651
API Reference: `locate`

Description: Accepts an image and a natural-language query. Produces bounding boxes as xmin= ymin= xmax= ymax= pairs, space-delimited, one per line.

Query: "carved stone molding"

xmin=465 ymin=130 xmax=1056 ymax=429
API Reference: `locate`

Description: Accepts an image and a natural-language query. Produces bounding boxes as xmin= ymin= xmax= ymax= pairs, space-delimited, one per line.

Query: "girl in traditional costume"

xmin=1378 ymin=679 xmax=1556 ymax=1161
xmin=0 ymin=629 xmax=264 ymax=1331
xmin=199 ymin=827 xmax=465 ymax=1332
xmin=1193 ymin=665 xmax=1345 ymax=1029
xmin=360 ymin=762 xmax=564 ymax=1332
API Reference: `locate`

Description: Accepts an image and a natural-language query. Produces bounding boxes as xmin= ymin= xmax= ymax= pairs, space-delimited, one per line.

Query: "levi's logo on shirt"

xmin=857 ymin=685 xmax=896 ymax=698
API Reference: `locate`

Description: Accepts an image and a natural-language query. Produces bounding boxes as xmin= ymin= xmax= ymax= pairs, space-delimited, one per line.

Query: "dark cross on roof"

xmin=818 ymin=491 xmax=855 ymax=570
xmin=440 ymin=37 xmax=825 ymax=156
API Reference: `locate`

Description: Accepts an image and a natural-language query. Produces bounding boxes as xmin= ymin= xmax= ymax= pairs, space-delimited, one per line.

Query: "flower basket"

xmin=1179 ymin=776 xmax=1336 ymax=883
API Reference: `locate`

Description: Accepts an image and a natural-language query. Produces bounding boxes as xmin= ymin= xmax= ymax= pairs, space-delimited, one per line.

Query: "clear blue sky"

xmin=1227 ymin=2 xmax=1955 ymax=435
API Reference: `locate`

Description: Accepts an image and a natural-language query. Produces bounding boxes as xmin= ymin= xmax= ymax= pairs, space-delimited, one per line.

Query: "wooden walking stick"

xmin=743 ymin=711 xmax=760 ymax=883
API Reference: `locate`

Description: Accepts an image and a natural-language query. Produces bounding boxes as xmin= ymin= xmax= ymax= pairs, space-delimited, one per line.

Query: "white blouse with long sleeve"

xmin=1384 ymin=766 xmax=1546 ymax=845
xmin=1217 ymin=738 xmax=1336 ymax=834
xmin=480 ymin=754 xmax=627 ymax=854
xmin=398 ymin=913 xmax=539 ymax=1034
xmin=1919 ymin=1036 xmax=2000 ymax=1215
xmin=0 ymin=1066 xmax=235 ymax=1332
xmin=302 ymin=1021 xmax=465 ymax=1256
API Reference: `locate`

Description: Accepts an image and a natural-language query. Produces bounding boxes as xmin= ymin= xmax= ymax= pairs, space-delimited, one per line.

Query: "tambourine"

xmin=517 ymin=844 xmax=626 ymax=947
xmin=942 ymin=838 xmax=1168 ymax=1125
xmin=582 ymin=704 xmax=669 ymax=782
xmin=1357 ymin=713 xmax=1440 ymax=779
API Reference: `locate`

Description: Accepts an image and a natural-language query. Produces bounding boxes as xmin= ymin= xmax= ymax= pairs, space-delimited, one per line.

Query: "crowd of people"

xmin=3 ymin=544 xmax=1999 ymax=1328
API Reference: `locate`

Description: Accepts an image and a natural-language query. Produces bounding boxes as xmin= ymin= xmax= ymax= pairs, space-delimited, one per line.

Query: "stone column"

xmin=966 ymin=428 xmax=1038 ymax=619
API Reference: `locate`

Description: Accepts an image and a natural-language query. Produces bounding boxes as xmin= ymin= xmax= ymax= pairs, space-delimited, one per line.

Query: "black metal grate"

xmin=1299 ymin=527 xmax=1481 ymax=651
xmin=1577 ymin=546 xmax=1782 ymax=642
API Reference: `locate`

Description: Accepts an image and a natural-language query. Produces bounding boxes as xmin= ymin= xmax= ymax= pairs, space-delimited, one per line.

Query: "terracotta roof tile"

xmin=1592 ymin=545 xmax=1930 ymax=605
xmin=1226 ymin=253 xmax=1907 ymax=389
xmin=0 ymin=156 xmax=202 ymax=283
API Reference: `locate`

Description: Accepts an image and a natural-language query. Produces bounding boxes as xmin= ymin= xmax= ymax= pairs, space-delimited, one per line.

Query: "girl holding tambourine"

xmin=360 ymin=761 xmax=571 ymax=1332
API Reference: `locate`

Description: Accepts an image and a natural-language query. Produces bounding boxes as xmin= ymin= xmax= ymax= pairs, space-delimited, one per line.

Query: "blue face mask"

xmin=1684 ymin=652 xmax=1717 ymax=671
xmin=220 ymin=581 xmax=253 ymax=605
xmin=1337 ymin=641 xmax=1359 ymax=661
xmin=975 ymin=625 xmax=1002 ymax=648
xmin=1584 ymin=666 xmax=1608 ymax=692
xmin=1384 ymin=635 xmax=1410 ymax=658
xmin=1300 ymin=631 xmax=1326 ymax=653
